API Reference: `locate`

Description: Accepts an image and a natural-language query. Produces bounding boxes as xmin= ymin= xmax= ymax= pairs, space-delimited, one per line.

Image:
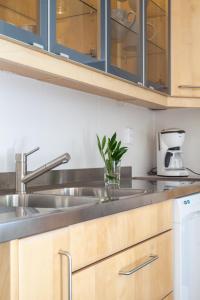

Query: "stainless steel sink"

xmin=35 ymin=187 xmax=146 ymax=199
xmin=0 ymin=188 xmax=146 ymax=215
xmin=0 ymin=194 xmax=99 ymax=209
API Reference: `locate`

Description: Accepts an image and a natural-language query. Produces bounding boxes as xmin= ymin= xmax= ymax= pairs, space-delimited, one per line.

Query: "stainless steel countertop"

xmin=1 ymin=178 xmax=200 ymax=244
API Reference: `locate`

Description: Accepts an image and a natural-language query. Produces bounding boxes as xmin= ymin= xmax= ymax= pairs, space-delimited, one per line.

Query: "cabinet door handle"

xmin=59 ymin=250 xmax=72 ymax=300
xmin=178 ymin=85 xmax=200 ymax=89
xmin=119 ymin=255 xmax=159 ymax=276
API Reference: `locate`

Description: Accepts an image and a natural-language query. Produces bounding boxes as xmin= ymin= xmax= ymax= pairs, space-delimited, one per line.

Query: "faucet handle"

xmin=25 ymin=147 xmax=40 ymax=157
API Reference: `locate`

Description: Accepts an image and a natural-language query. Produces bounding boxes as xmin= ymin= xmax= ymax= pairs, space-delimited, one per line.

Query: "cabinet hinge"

xmin=60 ymin=52 xmax=70 ymax=59
xmin=32 ymin=42 xmax=44 ymax=49
xmin=149 ymin=86 xmax=155 ymax=90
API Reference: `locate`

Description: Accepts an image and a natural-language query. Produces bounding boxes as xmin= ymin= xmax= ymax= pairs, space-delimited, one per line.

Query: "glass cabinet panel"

xmin=0 ymin=0 xmax=48 ymax=49
xmin=145 ymin=0 xmax=169 ymax=92
xmin=51 ymin=0 xmax=105 ymax=69
xmin=108 ymin=0 xmax=142 ymax=82
xmin=0 ymin=1 xmax=170 ymax=93
xmin=0 ymin=0 xmax=39 ymax=34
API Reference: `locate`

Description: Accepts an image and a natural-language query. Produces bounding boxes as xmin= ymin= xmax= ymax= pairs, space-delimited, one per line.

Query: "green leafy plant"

xmin=97 ymin=132 xmax=128 ymax=181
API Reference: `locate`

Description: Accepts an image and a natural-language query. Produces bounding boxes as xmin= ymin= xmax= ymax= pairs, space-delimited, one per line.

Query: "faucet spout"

xmin=22 ymin=153 xmax=71 ymax=184
xmin=15 ymin=149 xmax=71 ymax=194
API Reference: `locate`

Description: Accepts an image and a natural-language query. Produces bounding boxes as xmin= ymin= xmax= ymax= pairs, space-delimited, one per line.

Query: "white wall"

xmin=0 ymin=72 xmax=155 ymax=176
xmin=155 ymin=109 xmax=200 ymax=172
xmin=3 ymin=72 xmax=199 ymax=176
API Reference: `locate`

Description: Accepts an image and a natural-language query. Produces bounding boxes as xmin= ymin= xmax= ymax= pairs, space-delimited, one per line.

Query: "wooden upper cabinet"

xmin=145 ymin=0 xmax=169 ymax=93
xmin=0 ymin=0 xmax=38 ymax=29
xmin=0 ymin=0 xmax=48 ymax=49
xmin=108 ymin=0 xmax=142 ymax=83
xmin=171 ymin=0 xmax=200 ymax=97
xmin=52 ymin=0 xmax=105 ymax=69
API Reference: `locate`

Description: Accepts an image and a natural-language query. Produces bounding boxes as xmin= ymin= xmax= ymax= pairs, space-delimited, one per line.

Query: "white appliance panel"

xmin=174 ymin=193 xmax=200 ymax=300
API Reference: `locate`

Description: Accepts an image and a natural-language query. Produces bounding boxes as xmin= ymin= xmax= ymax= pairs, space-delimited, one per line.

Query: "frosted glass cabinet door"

xmin=50 ymin=0 xmax=105 ymax=70
xmin=108 ymin=0 xmax=143 ymax=83
xmin=0 ymin=0 xmax=48 ymax=49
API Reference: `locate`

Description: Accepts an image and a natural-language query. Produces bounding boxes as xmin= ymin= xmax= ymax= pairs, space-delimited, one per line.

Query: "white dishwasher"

xmin=174 ymin=193 xmax=200 ymax=300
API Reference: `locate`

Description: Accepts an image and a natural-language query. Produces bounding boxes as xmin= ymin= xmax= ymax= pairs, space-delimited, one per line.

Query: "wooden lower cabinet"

xmin=73 ymin=231 xmax=172 ymax=300
xmin=18 ymin=228 xmax=70 ymax=300
xmin=69 ymin=200 xmax=172 ymax=271
xmin=0 ymin=201 xmax=173 ymax=300
xmin=0 ymin=241 xmax=18 ymax=300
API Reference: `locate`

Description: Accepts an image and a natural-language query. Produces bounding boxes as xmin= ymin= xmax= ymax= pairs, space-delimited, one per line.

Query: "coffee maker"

xmin=157 ymin=128 xmax=188 ymax=177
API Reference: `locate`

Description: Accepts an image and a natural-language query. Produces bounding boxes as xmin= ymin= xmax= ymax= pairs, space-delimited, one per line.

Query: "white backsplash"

xmin=0 ymin=72 xmax=155 ymax=176
xmin=3 ymin=72 xmax=198 ymax=177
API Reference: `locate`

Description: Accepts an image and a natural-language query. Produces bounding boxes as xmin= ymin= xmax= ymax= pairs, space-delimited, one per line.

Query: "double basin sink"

xmin=0 ymin=187 xmax=146 ymax=216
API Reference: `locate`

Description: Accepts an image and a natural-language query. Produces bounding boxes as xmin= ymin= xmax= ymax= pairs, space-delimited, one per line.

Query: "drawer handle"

xmin=59 ymin=250 xmax=72 ymax=300
xmin=119 ymin=255 xmax=159 ymax=276
xmin=178 ymin=85 xmax=200 ymax=89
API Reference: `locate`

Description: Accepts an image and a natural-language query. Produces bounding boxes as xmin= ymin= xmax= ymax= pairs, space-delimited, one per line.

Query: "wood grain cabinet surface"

xmin=0 ymin=241 xmax=18 ymax=300
xmin=73 ymin=230 xmax=173 ymax=300
xmin=171 ymin=0 xmax=200 ymax=97
xmin=0 ymin=200 xmax=173 ymax=300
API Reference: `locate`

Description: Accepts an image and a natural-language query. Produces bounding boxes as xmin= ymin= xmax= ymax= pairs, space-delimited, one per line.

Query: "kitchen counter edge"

xmin=0 ymin=182 xmax=199 ymax=244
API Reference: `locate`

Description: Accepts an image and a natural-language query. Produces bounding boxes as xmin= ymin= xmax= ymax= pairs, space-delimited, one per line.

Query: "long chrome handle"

xmin=59 ymin=250 xmax=72 ymax=300
xmin=25 ymin=147 xmax=40 ymax=157
xmin=178 ymin=85 xmax=200 ymax=89
xmin=119 ymin=255 xmax=159 ymax=276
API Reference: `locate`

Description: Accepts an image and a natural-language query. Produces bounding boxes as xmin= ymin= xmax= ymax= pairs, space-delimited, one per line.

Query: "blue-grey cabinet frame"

xmin=144 ymin=0 xmax=171 ymax=93
xmin=49 ymin=0 xmax=106 ymax=71
xmin=107 ymin=0 xmax=144 ymax=84
xmin=0 ymin=0 xmax=48 ymax=49
xmin=0 ymin=0 xmax=170 ymax=94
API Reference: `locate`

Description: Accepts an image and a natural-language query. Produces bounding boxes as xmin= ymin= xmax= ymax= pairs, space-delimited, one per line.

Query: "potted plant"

xmin=97 ymin=132 xmax=128 ymax=188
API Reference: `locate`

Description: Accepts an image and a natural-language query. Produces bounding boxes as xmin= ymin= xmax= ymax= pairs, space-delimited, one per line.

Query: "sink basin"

xmin=0 ymin=194 xmax=99 ymax=209
xmin=0 ymin=188 xmax=146 ymax=214
xmin=35 ymin=187 xmax=146 ymax=199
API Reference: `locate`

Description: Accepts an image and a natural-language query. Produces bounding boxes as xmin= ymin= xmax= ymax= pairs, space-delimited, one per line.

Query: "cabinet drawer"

xmin=73 ymin=230 xmax=173 ymax=300
xmin=69 ymin=200 xmax=172 ymax=270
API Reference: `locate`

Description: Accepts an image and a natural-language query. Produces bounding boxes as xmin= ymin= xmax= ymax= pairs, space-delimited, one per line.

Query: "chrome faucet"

xmin=15 ymin=147 xmax=71 ymax=194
